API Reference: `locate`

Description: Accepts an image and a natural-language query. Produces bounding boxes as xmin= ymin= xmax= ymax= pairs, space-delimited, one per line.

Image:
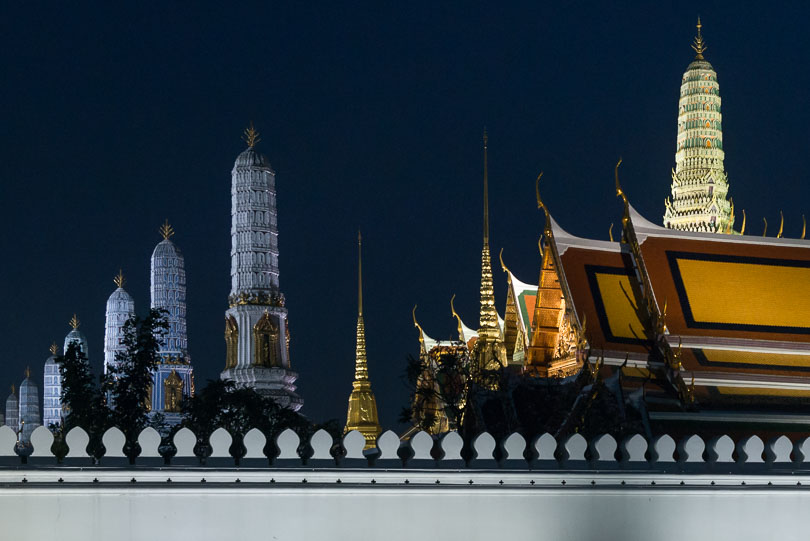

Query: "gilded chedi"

xmin=344 ymin=232 xmax=382 ymax=448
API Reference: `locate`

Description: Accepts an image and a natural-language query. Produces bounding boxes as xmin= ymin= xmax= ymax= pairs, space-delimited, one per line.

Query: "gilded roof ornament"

xmin=160 ymin=219 xmax=175 ymax=240
xmin=608 ymin=223 xmax=614 ymax=242
xmin=24 ymin=366 xmax=30 ymax=379
xmin=69 ymin=314 xmax=80 ymax=330
xmin=412 ymin=305 xmax=425 ymax=346
xmin=535 ymin=171 xmax=552 ymax=234
xmin=802 ymin=215 xmax=806 ymax=240
xmin=114 ymin=269 xmax=126 ymax=288
xmin=49 ymin=343 xmax=59 ymax=355
xmin=242 ymin=121 xmax=261 ymax=148
xmin=482 ymin=128 xmax=490 ymax=246
xmin=498 ymin=247 xmax=511 ymax=275
xmin=741 ymin=209 xmax=747 ymax=235
xmin=692 ymin=17 xmax=707 ymax=59
xmin=777 ymin=211 xmax=784 ymax=239
xmin=762 ymin=217 xmax=768 ymax=237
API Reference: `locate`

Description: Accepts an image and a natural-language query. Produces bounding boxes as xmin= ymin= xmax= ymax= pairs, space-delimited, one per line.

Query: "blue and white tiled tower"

xmin=43 ymin=343 xmax=62 ymax=429
xmin=220 ymin=124 xmax=302 ymax=410
xmin=104 ymin=270 xmax=135 ymax=375
xmin=150 ymin=221 xmax=194 ymax=424
xmin=18 ymin=368 xmax=41 ymax=443
xmin=5 ymin=386 xmax=18 ymax=434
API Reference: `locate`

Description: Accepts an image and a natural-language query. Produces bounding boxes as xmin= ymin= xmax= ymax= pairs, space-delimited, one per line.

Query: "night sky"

xmin=2 ymin=3 xmax=809 ymax=430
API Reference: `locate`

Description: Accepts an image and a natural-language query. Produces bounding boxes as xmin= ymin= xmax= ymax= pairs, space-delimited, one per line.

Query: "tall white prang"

xmin=220 ymin=124 xmax=302 ymax=411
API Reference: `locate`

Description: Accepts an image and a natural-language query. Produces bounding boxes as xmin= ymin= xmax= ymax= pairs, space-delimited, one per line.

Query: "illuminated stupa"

xmin=664 ymin=19 xmax=734 ymax=233
xmin=104 ymin=270 xmax=135 ymax=375
xmin=344 ymin=232 xmax=381 ymax=448
xmin=18 ymin=368 xmax=41 ymax=443
xmin=221 ymin=124 xmax=302 ymax=410
xmin=150 ymin=221 xmax=194 ymax=423
xmin=4 ymin=386 xmax=18 ymax=434
xmin=42 ymin=343 xmax=62 ymax=429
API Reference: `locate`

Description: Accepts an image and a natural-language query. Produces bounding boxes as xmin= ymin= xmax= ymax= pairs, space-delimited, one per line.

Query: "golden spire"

xmin=483 ymin=129 xmax=490 ymax=246
xmin=778 ymin=211 xmax=784 ymax=239
xmin=345 ymin=230 xmax=381 ymax=448
xmin=160 ymin=219 xmax=175 ymax=240
xmin=357 ymin=231 xmax=363 ymax=317
xmin=692 ymin=17 xmax=707 ymax=59
xmin=242 ymin=121 xmax=261 ymax=148
xmin=114 ymin=269 xmax=125 ymax=288
xmin=69 ymin=314 xmax=80 ymax=330
xmin=741 ymin=209 xmax=747 ymax=234
xmin=354 ymin=231 xmax=368 ymax=382
xmin=49 ymin=343 xmax=59 ymax=356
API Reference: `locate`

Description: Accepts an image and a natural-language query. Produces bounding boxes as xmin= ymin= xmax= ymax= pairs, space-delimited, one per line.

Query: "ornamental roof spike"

xmin=242 ymin=121 xmax=260 ymax=148
xmin=69 ymin=314 xmax=80 ymax=330
xmin=114 ymin=268 xmax=125 ymax=289
xmin=49 ymin=343 xmax=58 ymax=355
xmin=159 ymin=219 xmax=175 ymax=240
xmin=777 ymin=211 xmax=784 ymax=239
xmin=802 ymin=215 xmax=806 ymax=240
xmin=692 ymin=17 xmax=707 ymax=60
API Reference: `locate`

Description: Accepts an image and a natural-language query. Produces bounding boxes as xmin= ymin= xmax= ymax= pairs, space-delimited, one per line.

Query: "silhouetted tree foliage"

xmin=104 ymin=309 xmax=169 ymax=445
xmin=402 ymin=349 xmax=647 ymax=443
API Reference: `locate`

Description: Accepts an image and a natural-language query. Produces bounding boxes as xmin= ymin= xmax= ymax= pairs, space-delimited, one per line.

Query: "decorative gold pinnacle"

xmin=69 ymin=314 xmax=80 ymax=330
xmin=357 ymin=231 xmax=363 ymax=317
xmin=778 ymin=211 xmax=784 ymax=239
xmin=692 ymin=17 xmax=707 ymax=59
xmin=609 ymin=223 xmax=614 ymax=242
xmin=49 ymin=343 xmax=59 ymax=356
xmin=114 ymin=269 xmax=126 ymax=288
xmin=741 ymin=209 xmax=747 ymax=235
xmin=483 ymin=128 xmax=490 ymax=246
xmin=243 ymin=121 xmax=261 ymax=148
xmin=24 ymin=366 xmax=30 ymax=379
xmin=762 ymin=217 xmax=768 ymax=237
xmin=803 ymin=215 xmax=807 ymax=240
xmin=160 ymin=219 xmax=175 ymax=240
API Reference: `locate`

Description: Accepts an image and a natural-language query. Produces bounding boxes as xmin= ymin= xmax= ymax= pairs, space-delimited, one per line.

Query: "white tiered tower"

xmin=42 ymin=344 xmax=62 ymax=429
xmin=150 ymin=221 xmax=195 ymax=423
xmin=104 ymin=270 xmax=135 ymax=375
xmin=663 ymin=19 xmax=734 ymax=233
xmin=220 ymin=124 xmax=302 ymax=410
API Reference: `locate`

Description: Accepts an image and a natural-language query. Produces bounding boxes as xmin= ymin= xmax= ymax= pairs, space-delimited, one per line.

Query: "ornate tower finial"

xmin=114 ymin=269 xmax=126 ymax=288
xmin=692 ymin=17 xmax=707 ymax=59
xmin=242 ymin=121 xmax=261 ymax=148
xmin=24 ymin=366 xmax=30 ymax=379
xmin=69 ymin=314 xmax=80 ymax=330
xmin=49 ymin=343 xmax=59 ymax=355
xmin=160 ymin=219 xmax=175 ymax=240
xmin=357 ymin=230 xmax=363 ymax=317
xmin=10 ymin=384 xmax=15 ymax=396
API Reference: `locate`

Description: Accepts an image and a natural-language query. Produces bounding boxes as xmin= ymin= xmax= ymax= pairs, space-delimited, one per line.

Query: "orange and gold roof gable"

xmin=549 ymin=217 xmax=651 ymax=354
xmin=627 ymin=206 xmax=810 ymax=343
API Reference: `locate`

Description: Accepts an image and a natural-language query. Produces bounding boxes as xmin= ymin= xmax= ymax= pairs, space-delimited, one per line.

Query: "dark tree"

xmin=105 ymin=309 xmax=169 ymax=444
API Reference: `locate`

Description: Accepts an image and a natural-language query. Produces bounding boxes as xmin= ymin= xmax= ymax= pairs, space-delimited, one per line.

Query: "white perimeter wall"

xmin=2 ymin=469 xmax=809 ymax=541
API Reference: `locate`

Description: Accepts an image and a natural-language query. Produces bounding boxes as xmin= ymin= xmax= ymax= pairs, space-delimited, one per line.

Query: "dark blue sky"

xmin=2 ymin=2 xmax=809 ymax=429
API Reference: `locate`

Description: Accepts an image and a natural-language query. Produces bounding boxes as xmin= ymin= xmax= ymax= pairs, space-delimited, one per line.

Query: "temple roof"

xmin=549 ymin=215 xmax=650 ymax=357
xmin=234 ymin=147 xmax=272 ymax=169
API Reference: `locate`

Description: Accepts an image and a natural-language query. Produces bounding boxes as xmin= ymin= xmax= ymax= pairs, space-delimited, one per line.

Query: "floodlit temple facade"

xmin=220 ymin=125 xmax=302 ymax=411
xmin=664 ymin=20 xmax=734 ymax=233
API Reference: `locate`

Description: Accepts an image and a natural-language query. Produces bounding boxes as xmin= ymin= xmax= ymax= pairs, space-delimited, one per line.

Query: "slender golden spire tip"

xmin=357 ymin=230 xmax=363 ymax=317
xmin=49 ymin=343 xmax=59 ymax=356
xmin=778 ymin=211 xmax=784 ymax=239
xmin=692 ymin=17 xmax=707 ymax=59
xmin=114 ymin=268 xmax=125 ymax=288
xmin=160 ymin=219 xmax=175 ymax=240
xmin=483 ymin=128 xmax=490 ymax=246
xmin=69 ymin=314 xmax=80 ymax=330
xmin=242 ymin=121 xmax=261 ymax=148
xmin=24 ymin=366 xmax=30 ymax=379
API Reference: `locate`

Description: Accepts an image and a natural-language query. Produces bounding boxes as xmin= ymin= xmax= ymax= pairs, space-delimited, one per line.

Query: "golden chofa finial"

xmin=777 ymin=211 xmax=785 ymax=239
xmin=242 ymin=121 xmax=261 ymax=148
xmin=114 ymin=269 xmax=126 ymax=288
xmin=614 ymin=158 xmax=629 ymax=210
xmin=160 ymin=219 xmax=175 ymax=240
xmin=49 ymin=343 xmax=59 ymax=356
xmin=69 ymin=314 xmax=80 ymax=330
xmin=609 ymin=223 xmax=614 ymax=242
xmin=762 ymin=217 xmax=768 ymax=237
xmin=741 ymin=209 xmax=747 ymax=235
xmin=412 ymin=305 xmax=424 ymax=345
xmin=692 ymin=17 xmax=707 ymax=59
